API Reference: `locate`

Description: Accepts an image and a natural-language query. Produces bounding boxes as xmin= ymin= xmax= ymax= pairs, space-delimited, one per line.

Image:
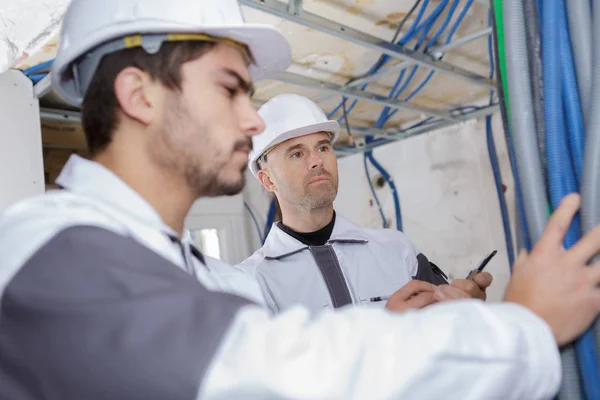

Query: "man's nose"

xmin=308 ymin=152 xmax=324 ymax=170
xmin=240 ymin=101 xmax=265 ymax=138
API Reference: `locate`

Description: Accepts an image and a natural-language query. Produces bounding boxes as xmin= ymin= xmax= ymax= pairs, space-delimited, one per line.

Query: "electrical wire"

xmin=264 ymin=197 xmax=277 ymax=241
xmin=244 ymin=202 xmax=264 ymax=244
xmin=22 ymin=59 xmax=53 ymax=76
xmin=329 ymin=0 xmax=427 ymax=123
xmin=485 ymin=8 xmax=515 ymax=266
xmin=336 ymin=0 xmax=434 ymax=228
xmin=363 ymin=153 xmax=387 ymax=228
xmin=385 ymin=0 xmax=474 ymax=120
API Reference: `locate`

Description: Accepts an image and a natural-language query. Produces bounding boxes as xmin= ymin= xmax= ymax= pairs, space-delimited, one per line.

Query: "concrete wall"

xmin=241 ymin=115 xmax=516 ymax=302
xmin=0 ymin=70 xmax=45 ymax=212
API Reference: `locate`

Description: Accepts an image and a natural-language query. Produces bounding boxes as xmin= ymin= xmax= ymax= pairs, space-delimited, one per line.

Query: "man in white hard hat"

xmin=238 ymin=94 xmax=492 ymax=314
xmin=1 ymin=0 xmax=600 ymax=399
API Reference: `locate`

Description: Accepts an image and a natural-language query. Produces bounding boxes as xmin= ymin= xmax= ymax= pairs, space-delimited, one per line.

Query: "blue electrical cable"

xmin=244 ymin=203 xmax=264 ymax=244
xmin=329 ymin=0 xmax=432 ymax=122
xmin=485 ymin=112 xmax=515 ymax=266
xmin=363 ymin=153 xmax=387 ymax=228
xmin=28 ymin=73 xmax=48 ymax=83
xmin=397 ymin=0 xmax=432 ymax=46
xmin=400 ymin=0 xmax=448 ymax=46
xmin=544 ymin=1 xmax=600 ymax=397
xmin=263 ymin=198 xmax=277 ymax=241
xmin=22 ymin=59 xmax=53 ymax=76
xmin=372 ymin=0 xmax=451 ymax=128
xmin=424 ymin=0 xmax=460 ymax=50
xmin=364 ymin=144 xmax=403 ymax=231
xmin=335 ymin=0 xmax=438 ymax=228
xmin=559 ymin=10 xmax=584 ymax=185
xmin=335 ymin=0 xmax=475 ymax=232
xmin=445 ymin=0 xmax=475 ymax=43
xmin=386 ymin=0 xmax=474 ymax=119
xmin=485 ymin=9 xmax=515 ymax=266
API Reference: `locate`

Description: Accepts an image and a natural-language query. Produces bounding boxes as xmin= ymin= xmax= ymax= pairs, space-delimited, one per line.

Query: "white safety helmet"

xmin=51 ymin=0 xmax=291 ymax=106
xmin=248 ymin=94 xmax=340 ymax=178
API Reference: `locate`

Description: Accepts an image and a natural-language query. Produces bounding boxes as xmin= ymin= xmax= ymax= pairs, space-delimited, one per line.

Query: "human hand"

xmin=503 ymin=194 xmax=600 ymax=346
xmin=447 ymin=272 xmax=494 ymax=301
xmin=385 ymin=280 xmax=438 ymax=312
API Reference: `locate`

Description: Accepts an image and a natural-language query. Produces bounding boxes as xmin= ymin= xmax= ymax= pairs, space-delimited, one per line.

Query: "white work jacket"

xmin=0 ymin=155 xmax=561 ymax=399
xmin=237 ymin=216 xmax=447 ymax=314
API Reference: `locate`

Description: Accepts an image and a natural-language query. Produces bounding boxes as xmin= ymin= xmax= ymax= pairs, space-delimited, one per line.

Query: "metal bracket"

xmin=239 ymin=0 xmax=494 ymax=89
xmin=277 ymin=71 xmax=455 ymax=121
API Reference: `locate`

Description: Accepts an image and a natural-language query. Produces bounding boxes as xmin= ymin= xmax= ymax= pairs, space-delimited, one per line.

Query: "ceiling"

xmin=14 ymin=0 xmax=496 ymax=150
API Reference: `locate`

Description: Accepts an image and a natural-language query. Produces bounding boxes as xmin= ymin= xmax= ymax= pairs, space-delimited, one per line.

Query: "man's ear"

xmin=113 ymin=67 xmax=162 ymax=125
xmin=257 ymin=169 xmax=276 ymax=193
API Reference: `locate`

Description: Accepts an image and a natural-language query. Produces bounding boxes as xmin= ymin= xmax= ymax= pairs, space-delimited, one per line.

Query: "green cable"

xmin=493 ymin=0 xmax=511 ymax=119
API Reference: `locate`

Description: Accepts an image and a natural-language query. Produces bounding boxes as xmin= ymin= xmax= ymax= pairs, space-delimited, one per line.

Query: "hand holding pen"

xmin=372 ymin=250 xmax=497 ymax=306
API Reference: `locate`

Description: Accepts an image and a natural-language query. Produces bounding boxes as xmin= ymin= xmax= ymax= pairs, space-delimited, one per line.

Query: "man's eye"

xmin=224 ymin=86 xmax=236 ymax=97
xmin=318 ymin=145 xmax=330 ymax=152
xmin=290 ymin=151 xmax=302 ymax=158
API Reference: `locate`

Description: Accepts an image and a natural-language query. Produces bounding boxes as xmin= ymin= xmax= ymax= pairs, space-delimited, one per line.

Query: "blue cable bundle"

xmin=357 ymin=0 xmax=465 ymax=231
xmin=20 ymin=59 xmax=54 ymax=83
xmin=542 ymin=0 xmax=600 ymax=398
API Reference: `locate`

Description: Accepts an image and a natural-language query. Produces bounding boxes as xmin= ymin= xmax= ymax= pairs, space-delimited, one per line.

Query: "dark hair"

xmin=81 ymin=41 xmax=216 ymax=156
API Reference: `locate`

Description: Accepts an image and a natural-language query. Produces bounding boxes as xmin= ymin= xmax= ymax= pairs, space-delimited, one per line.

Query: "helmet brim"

xmin=51 ymin=22 xmax=291 ymax=106
xmin=248 ymin=120 xmax=340 ymax=178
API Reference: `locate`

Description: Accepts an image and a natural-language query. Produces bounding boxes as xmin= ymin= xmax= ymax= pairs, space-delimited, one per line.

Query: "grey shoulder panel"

xmin=308 ymin=245 xmax=352 ymax=308
xmin=0 ymin=225 xmax=251 ymax=400
xmin=413 ymin=253 xmax=449 ymax=285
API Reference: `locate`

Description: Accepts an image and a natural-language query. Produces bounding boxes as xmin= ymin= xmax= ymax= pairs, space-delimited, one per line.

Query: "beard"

xmin=298 ymin=184 xmax=337 ymax=209
xmin=278 ymin=169 xmax=338 ymax=210
xmin=151 ymin=94 xmax=251 ymax=198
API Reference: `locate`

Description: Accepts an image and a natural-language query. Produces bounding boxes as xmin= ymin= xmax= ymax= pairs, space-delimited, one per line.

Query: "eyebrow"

xmin=220 ymin=68 xmax=255 ymax=97
xmin=316 ymin=139 xmax=333 ymax=147
xmin=284 ymin=139 xmax=332 ymax=155
xmin=284 ymin=143 xmax=305 ymax=155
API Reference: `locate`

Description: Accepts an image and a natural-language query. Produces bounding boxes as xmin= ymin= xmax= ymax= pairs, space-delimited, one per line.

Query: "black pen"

xmin=465 ymin=250 xmax=497 ymax=280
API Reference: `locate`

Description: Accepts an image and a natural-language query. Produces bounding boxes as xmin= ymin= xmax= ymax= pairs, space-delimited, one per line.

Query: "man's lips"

xmin=309 ymin=176 xmax=329 ymax=184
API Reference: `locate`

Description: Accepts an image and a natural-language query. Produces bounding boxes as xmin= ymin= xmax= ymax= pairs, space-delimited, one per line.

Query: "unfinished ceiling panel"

xmin=12 ymin=0 xmax=496 ymax=152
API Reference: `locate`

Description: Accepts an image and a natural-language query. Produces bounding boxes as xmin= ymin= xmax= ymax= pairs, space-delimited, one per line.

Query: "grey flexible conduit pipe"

xmin=566 ymin=0 xmax=593 ymax=123
xmin=582 ymin=0 xmax=600 ymax=359
xmin=558 ymin=345 xmax=583 ymax=400
xmin=502 ymin=0 xmax=549 ymax=243
xmin=524 ymin=0 xmax=546 ymax=182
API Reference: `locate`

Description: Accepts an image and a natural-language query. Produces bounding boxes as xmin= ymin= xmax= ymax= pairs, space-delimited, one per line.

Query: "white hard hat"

xmin=248 ymin=94 xmax=340 ymax=178
xmin=51 ymin=0 xmax=291 ymax=106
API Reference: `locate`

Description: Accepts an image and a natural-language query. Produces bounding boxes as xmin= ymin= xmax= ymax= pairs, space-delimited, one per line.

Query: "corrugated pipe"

xmin=566 ymin=0 xmax=592 ymax=124
xmin=583 ymin=0 xmax=600 ymax=363
xmin=541 ymin=1 xmax=583 ymax=398
xmin=555 ymin=1 xmax=600 ymax=398
xmin=524 ymin=0 xmax=546 ymax=182
xmin=490 ymin=1 xmax=531 ymax=253
xmin=503 ymin=0 xmax=549 ymax=243
xmin=560 ymin=9 xmax=585 ymax=185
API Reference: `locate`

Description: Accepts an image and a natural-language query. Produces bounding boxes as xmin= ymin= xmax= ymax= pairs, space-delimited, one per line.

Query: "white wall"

xmin=0 ymin=70 xmax=45 ymax=212
xmin=241 ymin=114 xmax=516 ymax=302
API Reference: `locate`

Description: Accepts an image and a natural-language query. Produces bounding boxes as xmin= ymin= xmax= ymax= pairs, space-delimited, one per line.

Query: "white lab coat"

xmin=0 ymin=155 xmax=561 ymax=399
xmin=237 ymin=216 xmax=428 ymax=313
